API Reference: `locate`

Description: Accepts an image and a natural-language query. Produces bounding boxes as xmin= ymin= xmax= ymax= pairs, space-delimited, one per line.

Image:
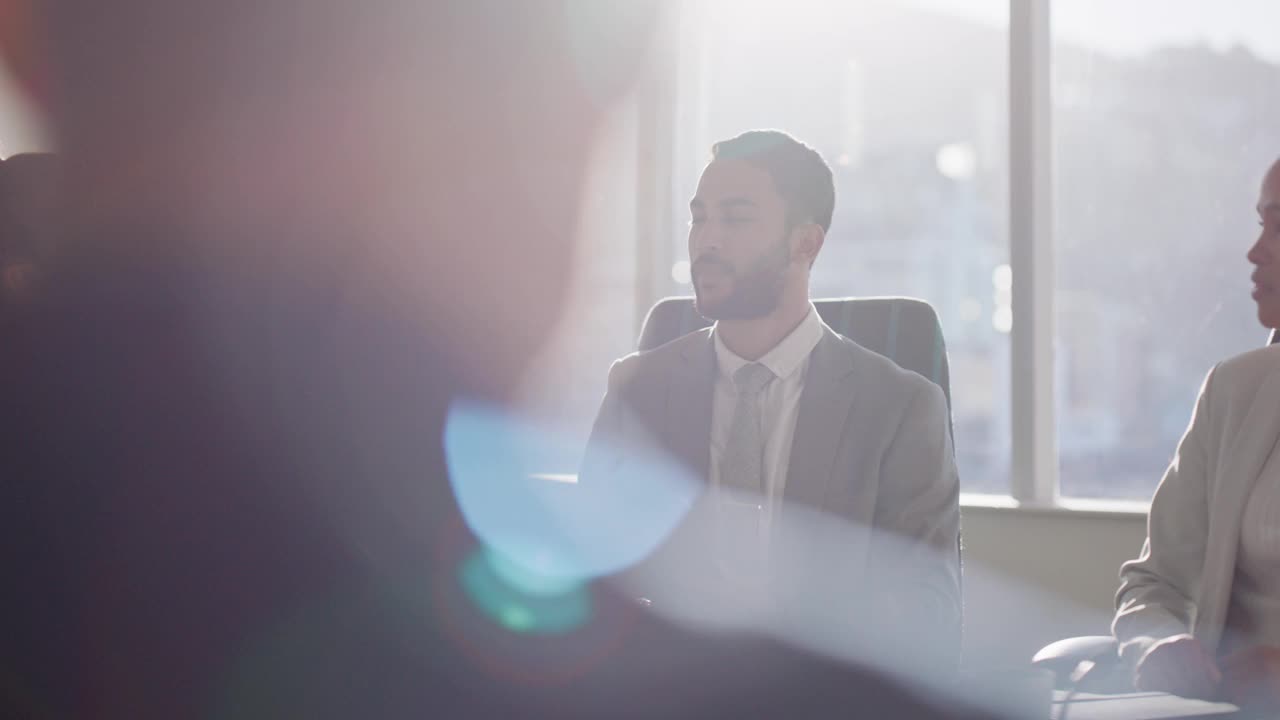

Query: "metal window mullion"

xmin=1009 ymin=0 xmax=1058 ymax=506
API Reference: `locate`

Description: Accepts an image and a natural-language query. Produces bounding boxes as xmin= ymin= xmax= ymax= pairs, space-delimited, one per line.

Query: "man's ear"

xmin=792 ymin=222 xmax=825 ymax=267
xmin=0 ymin=0 xmax=49 ymax=111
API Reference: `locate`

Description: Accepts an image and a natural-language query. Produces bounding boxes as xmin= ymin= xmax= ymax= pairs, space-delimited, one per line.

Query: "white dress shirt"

xmin=709 ymin=304 xmax=824 ymax=518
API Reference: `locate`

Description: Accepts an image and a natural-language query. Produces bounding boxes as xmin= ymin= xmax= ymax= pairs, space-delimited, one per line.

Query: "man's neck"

xmin=715 ymin=291 xmax=811 ymax=361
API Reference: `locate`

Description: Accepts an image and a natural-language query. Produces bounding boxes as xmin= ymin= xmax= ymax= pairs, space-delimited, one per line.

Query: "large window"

xmin=1052 ymin=1 xmax=1280 ymax=499
xmin=671 ymin=0 xmax=1011 ymax=493
xmin=665 ymin=0 xmax=1280 ymax=505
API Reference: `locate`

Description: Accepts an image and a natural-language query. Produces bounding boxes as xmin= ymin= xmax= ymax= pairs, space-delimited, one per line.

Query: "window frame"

xmin=1008 ymin=0 xmax=1059 ymax=507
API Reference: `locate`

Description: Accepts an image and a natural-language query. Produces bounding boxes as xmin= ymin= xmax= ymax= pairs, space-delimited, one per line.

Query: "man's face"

xmin=688 ymin=159 xmax=795 ymax=321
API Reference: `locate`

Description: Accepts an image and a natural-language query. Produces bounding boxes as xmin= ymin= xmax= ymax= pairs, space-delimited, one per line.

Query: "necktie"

xmin=719 ymin=362 xmax=775 ymax=495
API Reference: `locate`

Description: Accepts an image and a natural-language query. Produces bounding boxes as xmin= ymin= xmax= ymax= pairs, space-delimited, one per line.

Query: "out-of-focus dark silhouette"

xmin=0 ymin=2 xmax=1003 ymax=717
xmin=0 ymin=152 xmax=56 ymax=306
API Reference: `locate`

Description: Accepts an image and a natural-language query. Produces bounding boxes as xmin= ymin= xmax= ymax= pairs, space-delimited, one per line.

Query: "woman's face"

xmin=1248 ymin=162 xmax=1280 ymax=329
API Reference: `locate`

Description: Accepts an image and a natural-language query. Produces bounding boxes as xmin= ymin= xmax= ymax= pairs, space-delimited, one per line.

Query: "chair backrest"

xmin=636 ymin=296 xmax=953 ymax=414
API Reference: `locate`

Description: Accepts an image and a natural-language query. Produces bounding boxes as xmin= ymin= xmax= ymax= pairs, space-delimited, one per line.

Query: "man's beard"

xmin=692 ymin=234 xmax=790 ymax=321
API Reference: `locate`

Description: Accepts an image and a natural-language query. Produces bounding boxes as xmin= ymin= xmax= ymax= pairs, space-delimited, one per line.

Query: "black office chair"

xmin=637 ymin=296 xmax=953 ymax=420
xmin=1032 ymin=328 xmax=1280 ymax=692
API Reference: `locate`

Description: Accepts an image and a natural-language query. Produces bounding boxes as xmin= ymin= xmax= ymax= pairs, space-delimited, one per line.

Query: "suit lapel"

xmin=784 ymin=328 xmax=858 ymax=509
xmin=666 ymin=330 xmax=716 ymax=484
xmin=1198 ymin=361 xmax=1280 ymax=650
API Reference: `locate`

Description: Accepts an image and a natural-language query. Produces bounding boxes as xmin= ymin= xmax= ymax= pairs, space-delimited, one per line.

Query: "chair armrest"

xmin=1031 ymin=636 xmax=1128 ymax=692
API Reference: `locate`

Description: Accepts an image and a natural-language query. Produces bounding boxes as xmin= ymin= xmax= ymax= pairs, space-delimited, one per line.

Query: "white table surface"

xmin=1050 ymin=691 xmax=1244 ymax=720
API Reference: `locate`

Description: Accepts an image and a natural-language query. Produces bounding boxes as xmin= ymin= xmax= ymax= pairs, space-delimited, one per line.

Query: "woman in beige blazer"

xmin=1114 ymin=158 xmax=1280 ymax=707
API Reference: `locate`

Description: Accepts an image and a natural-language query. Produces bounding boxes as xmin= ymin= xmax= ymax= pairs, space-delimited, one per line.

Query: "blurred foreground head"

xmin=0 ymin=152 xmax=57 ymax=303
xmin=0 ymin=0 xmax=656 ymax=398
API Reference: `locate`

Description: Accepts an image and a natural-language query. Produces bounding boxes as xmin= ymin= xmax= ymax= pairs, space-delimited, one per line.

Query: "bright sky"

xmin=910 ymin=0 xmax=1280 ymax=63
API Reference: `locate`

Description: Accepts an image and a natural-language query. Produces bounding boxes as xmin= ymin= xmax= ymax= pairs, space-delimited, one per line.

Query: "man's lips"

xmin=692 ymin=260 xmax=732 ymax=287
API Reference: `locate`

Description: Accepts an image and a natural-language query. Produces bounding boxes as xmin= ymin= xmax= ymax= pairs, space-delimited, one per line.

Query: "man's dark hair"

xmin=711 ymin=130 xmax=835 ymax=233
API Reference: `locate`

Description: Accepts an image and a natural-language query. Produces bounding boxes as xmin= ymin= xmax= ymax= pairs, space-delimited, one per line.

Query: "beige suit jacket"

xmin=1116 ymin=344 xmax=1280 ymax=661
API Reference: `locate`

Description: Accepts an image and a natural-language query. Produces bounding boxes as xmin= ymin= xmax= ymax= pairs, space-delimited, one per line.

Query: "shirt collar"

xmin=713 ymin=303 xmax=825 ymax=382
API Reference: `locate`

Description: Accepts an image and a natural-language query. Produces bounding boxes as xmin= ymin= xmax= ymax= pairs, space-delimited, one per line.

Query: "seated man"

xmin=582 ymin=130 xmax=961 ymax=665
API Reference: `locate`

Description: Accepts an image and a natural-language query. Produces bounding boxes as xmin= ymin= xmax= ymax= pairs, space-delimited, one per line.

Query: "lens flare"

xmin=443 ymin=398 xmax=699 ymax=622
xmin=458 ymin=545 xmax=591 ymax=635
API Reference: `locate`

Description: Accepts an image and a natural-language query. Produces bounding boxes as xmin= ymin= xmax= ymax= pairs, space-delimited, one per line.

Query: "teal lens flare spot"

xmin=483 ymin=544 xmax=581 ymax=597
xmin=458 ymin=545 xmax=591 ymax=635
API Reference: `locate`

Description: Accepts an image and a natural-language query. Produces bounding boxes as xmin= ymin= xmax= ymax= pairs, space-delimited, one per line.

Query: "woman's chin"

xmin=1258 ymin=304 xmax=1280 ymax=331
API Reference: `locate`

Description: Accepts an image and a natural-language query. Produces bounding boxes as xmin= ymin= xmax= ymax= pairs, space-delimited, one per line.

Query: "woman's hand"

xmin=1220 ymin=645 xmax=1280 ymax=710
xmin=1133 ymin=634 xmax=1221 ymax=699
